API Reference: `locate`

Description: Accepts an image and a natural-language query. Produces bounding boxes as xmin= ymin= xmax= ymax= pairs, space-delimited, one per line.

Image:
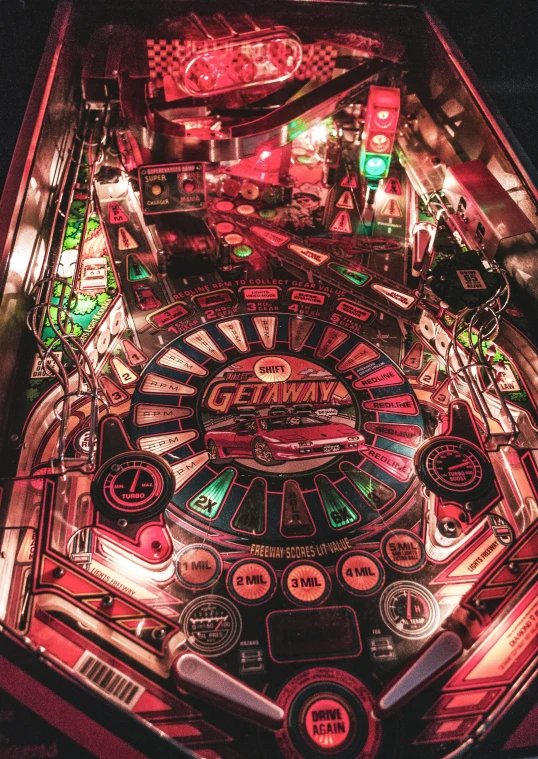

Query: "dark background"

xmin=0 ymin=0 xmax=537 ymax=191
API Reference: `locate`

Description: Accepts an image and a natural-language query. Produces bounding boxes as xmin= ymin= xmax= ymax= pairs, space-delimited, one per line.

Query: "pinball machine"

xmin=1 ymin=1 xmax=538 ymax=757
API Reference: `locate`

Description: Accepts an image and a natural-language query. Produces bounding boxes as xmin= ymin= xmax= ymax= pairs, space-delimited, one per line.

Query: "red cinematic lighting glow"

xmin=181 ymin=32 xmax=302 ymax=97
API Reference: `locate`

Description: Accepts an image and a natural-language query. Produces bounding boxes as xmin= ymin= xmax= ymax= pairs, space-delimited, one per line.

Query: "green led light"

xmin=360 ymin=148 xmax=391 ymax=180
xmin=187 ymin=468 xmax=235 ymax=519
xmin=365 ymin=156 xmax=387 ymax=176
xmin=127 ymin=255 xmax=151 ymax=281
xmin=329 ymin=263 xmax=371 ymax=287
xmin=233 ymin=244 xmax=253 ymax=258
xmin=341 ymin=462 xmax=393 ymax=509
xmin=259 ymin=208 xmax=277 ymax=219
xmin=317 ymin=475 xmax=360 ymax=529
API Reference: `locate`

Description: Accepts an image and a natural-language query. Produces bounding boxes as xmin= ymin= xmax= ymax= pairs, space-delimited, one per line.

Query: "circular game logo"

xmin=130 ymin=311 xmax=425 ymax=544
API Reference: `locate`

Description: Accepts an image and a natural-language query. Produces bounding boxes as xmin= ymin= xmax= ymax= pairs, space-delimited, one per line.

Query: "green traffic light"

xmin=360 ymin=149 xmax=391 ymax=179
xmin=365 ymin=157 xmax=387 ymax=176
xmin=233 ymin=244 xmax=253 ymax=258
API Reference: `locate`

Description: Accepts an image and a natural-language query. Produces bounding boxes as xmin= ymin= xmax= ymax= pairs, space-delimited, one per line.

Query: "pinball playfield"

xmin=1 ymin=2 xmax=538 ymax=757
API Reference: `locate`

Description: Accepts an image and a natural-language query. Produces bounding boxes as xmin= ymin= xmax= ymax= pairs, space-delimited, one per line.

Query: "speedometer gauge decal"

xmin=380 ymin=581 xmax=440 ymax=639
xmin=414 ymin=437 xmax=493 ymax=501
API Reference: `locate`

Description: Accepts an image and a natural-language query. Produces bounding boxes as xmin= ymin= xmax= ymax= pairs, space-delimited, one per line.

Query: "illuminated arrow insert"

xmin=138 ymin=430 xmax=197 ymax=455
xmin=371 ymin=284 xmax=416 ymax=310
xmin=140 ymin=373 xmax=196 ymax=396
xmin=174 ymin=653 xmax=284 ymax=731
xmin=402 ymin=343 xmax=424 ymax=370
xmin=232 ymin=478 xmax=267 ymax=535
xmin=252 ymin=316 xmax=277 ymax=350
xmin=122 ymin=338 xmax=148 ymax=367
xmin=317 ymin=475 xmax=360 ymax=529
xmin=251 ymin=226 xmax=290 ymax=247
xmin=111 ymin=357 xmax=138 ymax=386
xmin=158 ymin=348 xmax=207 ymax=375
xmin=187 ymin=468 xmax=235 ymax=519
xmin=336 ymin=190 xmax=355 ymax=210
xmin=133 ymin=404 xmax=193 ymax=426
xmin=417 ymin=359 xmax=439 ymax=388
xmin=217 ymin=319 xmax=249 ymax=353
xmin=340 ymin=174 xmax=358 ymax=188
xmin=288 ymin=244 xmax=329 ymax=267
xmin=329 ymin=264 xmax=370 ymax=287
xmin=117 ymin=226 xmax=138 ymax=250
xmin=353 ymin=365 xmax=405 ymax=390
xmin=337 ymin=343 xmax=379 ymax=372
xmin=361 ymin=446 xmax=414 ymax=482
xmin=329 ymin=210 xmax=353 ymax=234
xmin=341 ymin=462 xmax=394 ymax=510
xmin=289 ymin=318 xmax=315 ymax=352
xmin=108 ymin=202 xmax=129 ymax=224
xmin=170 ymin=452 xmax=209 ymax=492
xmin=184 ymin=329 xmax=226 ymax=361
xmin=315 ymin=326 xmax=348 ymax=360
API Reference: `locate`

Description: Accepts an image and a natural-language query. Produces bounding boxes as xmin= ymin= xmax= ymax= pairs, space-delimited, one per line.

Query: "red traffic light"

xmin=363 ymin=86 xmax=400 ymax=156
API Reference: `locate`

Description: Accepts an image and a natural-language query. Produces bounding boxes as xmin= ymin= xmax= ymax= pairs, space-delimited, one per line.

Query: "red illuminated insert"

xmin=363 ymin=86 xmax=400 ymax=154
xmin=302 ymin=695 xmax=353 ymax=751
xmin=178 ymin=31 xmax=302 ymax=97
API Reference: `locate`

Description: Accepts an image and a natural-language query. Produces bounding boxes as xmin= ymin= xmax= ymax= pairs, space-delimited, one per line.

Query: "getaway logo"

xmin=205 ymin=380 xmax=347 ymax=414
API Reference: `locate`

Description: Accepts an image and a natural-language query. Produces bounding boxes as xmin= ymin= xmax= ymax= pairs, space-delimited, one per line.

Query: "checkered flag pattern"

xmin=147 ymin=40 xmax=192 ymax=79
xmin=147 ymin=40 xmax=339 ymax=83
xmin=297 ymin=43 xmax=339 ymax=81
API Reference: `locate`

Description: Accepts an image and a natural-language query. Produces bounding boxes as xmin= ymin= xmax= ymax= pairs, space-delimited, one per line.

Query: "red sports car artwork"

xmin=132 ymin=283 xmax=162 ymax=311
xmin=205 ymin=414 xmax=365 ymax=465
